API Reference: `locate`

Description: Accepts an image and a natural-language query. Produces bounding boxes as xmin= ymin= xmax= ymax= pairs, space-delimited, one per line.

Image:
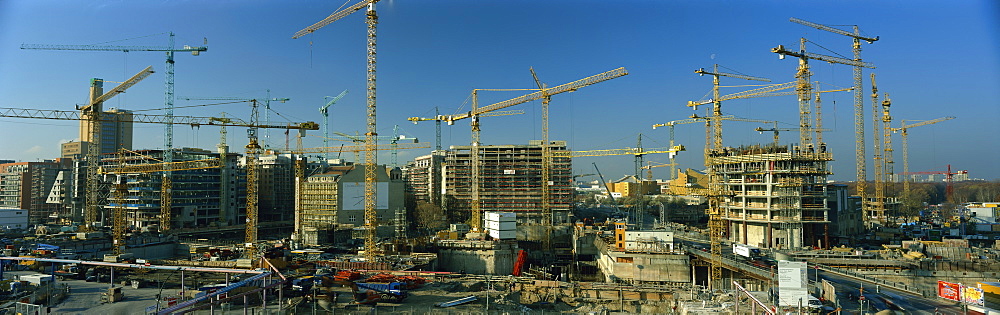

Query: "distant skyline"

xmin=1 ymin=0 xmax=998 ymax=181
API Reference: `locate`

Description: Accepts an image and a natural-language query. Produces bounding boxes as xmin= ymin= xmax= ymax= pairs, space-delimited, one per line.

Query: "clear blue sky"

xmin=1 ymin=0 xmax=998 ymax=181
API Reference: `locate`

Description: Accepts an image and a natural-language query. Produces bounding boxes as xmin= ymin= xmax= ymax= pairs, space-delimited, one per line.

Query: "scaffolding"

xmin=712 ymin=144 xmax=831 ymax=249
xmin=444 ymin=141 xmax=572 ymax=224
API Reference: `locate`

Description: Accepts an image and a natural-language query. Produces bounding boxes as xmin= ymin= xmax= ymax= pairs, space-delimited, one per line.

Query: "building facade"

xmin=298 ymin=164 xmax=405 ymax=245
xmin=102 ymin=148 xmax=244 ymax=230
xmin=713 ymin=144 xmax=831 ymax=250
xmin=0 ymin=159 xmax=72 ymax=224
xmin=443 ymin=140 xmax=572 ymax=224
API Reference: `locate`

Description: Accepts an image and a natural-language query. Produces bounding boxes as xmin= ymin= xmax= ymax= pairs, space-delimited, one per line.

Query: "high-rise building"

xmin=256 ymin=153 xmax=296 ymax=223
xmin=403 ymin=151 xmax=445 ymax=205
xmin=80 ymin=79 xmax=133 ymax=155
xmin=0 ymin=159 xmax=73 ymax=224
xmin=79 ymin=107 xmax=133 ymax=155
xmin=101 ymin=148 xmax=243 ymax=230
xmin=443 ymin=140 xmax=572 ymax=225
xmin=714 ymin=143 xmax=832 ymax=249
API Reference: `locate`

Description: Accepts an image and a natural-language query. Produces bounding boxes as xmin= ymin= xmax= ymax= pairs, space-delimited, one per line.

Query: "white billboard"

xmin=341 ymin=182 xmax=389 ymax=210
xmin=778 ymin=287 xmax=810 ymax=307
xmin=777 ymin=260 xmax=807 ymax=289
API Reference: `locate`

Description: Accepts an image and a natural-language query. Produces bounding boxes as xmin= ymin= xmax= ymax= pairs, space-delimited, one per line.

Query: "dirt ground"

xmin=285 ymin=278 xmax=580 ymax=314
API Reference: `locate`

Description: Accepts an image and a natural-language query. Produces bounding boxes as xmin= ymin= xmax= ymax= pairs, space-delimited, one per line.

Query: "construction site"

xmin=0 ymin=1 xmax=997 ymax=314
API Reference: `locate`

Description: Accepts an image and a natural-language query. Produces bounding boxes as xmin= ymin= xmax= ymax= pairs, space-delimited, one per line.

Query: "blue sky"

xmin=1 ymin=0 xmax=998 ymax=181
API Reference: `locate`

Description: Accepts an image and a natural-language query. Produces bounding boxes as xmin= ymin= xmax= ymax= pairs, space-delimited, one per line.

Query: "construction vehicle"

xmin=334 ymin=280 xmax=408 ymax=305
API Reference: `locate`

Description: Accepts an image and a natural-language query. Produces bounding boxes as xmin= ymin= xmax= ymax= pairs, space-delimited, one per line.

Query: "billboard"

xmin=938 ymin=280 xmax=961 ymax=301
xmin=778 ymin=261 xmax=807 ymax=289
xmin=962 ymin=285 xmax=985 ymax=306
xmin=341 ymin=182 xmax=389 ymax=211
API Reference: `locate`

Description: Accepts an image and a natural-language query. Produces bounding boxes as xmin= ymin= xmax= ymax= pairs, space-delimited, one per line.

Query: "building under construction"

xmin=713 ymin=143 xmax=831 ymax=249
xmin=443 ymin=140 xmax=572 ymax=225
xmin=298 ymin=163 xmax=405 ymax=246
xmin=100 ymin=148 xmax=244 ymax=231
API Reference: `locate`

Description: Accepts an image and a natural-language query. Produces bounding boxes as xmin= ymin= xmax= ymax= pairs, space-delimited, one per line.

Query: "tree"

xmin=412 ymin=201 xmax=448 ymax=233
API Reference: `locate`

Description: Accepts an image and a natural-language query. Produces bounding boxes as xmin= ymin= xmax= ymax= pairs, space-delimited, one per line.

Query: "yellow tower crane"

xmin=407 ymin=67 xmax=628 ymax=243
xmin=788 ymin=18 xmax=879 ymax=224
xmin=1 ymin=106 xmax=317 ymax=255
xmin=891 ymin=117 xmax=955 ymax=202
xmin=278 ymin=142 xmax=430 ymax=244
xmin=772 ymin=41 xmax=877 ymax=222
xmin=880 ymin=91 xmax=895 ymax=221
xmin=641 ymin=161 xmax=674 ymax=181
xmin=294 ymin=0 xmax=383 ymax=260
xmin=80 ymin=66 xmax=155 ymax=232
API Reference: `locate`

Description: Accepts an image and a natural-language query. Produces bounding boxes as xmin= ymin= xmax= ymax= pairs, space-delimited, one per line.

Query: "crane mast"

xmin=881 ymin=92 xmax=894 ymax=217
xmin=295 ymin=0 xmax=382 ymax=261
xmin=892 ymin=117 xmax=956 ymax=198
xmin=870 ymin=74 xmax=885 ymax=223
xmin=692 ymin=64 xmax=770 ymax=288
xmin=320 ymin=90 xmax=350 ymax=161
xmin=789 ymin=17 xmax=879 ymax=225
xmin=408 ymin=67 xmax=628 ymax=237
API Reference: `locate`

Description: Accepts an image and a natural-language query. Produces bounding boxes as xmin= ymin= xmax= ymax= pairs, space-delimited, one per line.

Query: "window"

xmin=616 ymin=257 xmax=633 ymax=263
xmin=348 ymin=215 xmax=356 ymax=222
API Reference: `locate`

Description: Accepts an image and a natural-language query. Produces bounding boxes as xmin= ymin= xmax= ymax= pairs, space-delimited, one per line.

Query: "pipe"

xmin=0 ymin=257 xmax=265 ymax=274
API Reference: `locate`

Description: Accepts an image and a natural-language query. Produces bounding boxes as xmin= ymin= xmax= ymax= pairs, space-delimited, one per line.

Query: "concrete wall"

xmin=437 ymin=247 xmax=516 ymax=275
xmin=128 ymin=243 xmax=177 ymax=260
xmin=598 ymin=250 xmax=690 ymax=283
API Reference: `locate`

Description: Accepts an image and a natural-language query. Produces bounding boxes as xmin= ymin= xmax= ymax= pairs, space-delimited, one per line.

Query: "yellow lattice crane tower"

xmin=891 ymin=116 xmax=956 ymax=198
xmin=408 ymin=67 xmax=628 ymax=242
xmin=652 ymin=116 xmax=710 ymax=181
xmin=279 ymin=142 xmax=430 ymax=243
xmin=880 ymin=91 xmax=895 ymax=220
xmin=789 ymin=17 xmax=879 ymax=222
xmin=1 ymin=105 xmax=317 ymax=254
xmin=772 ymin=41 xmax=877 ymax=222
xmin=867 ymin=74 xmax=890 ymax=223
xmin=79 ymin=66 xmax=155 ymax=232
xmin=689 ymin=65 xmax=774 ymax=288
xmin=295 ymin=0 xmax=383 ymax=260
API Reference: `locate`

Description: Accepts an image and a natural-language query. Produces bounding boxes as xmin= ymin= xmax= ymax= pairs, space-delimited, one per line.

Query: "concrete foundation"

xmin=436 ymin=240 xmax=517 ymax=275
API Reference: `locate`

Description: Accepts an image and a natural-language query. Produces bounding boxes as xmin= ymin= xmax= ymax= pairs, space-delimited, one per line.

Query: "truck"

xmin=732 ymin=243 xmax=761 ymax=259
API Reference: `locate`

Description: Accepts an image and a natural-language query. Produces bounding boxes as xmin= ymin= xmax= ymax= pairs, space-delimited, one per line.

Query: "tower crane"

xmin=772 ymin=40 xmax=877 ymax=220
xmin=407 ymin=67 xmax=628 ymax=239
xmin=878 ymin=90 xmax=895 ymax=221
xmin=24 ymin=33 xmax=207 ymax=230
xmin=902 ymin=165 xmax=967 ymax=203
xmin=1 ymin=103 xmax=317 ymax=251
xmin=294 ymin=0 xmax=383 ymax=260
xmin=684 ymin=64 xmax=773 ymax=287
xmin=277 ymin=142 xmax=429 ymax=243
xmin=789 ymin=18 xmax=878 ymax=222
xmin=891 ymin=117 xmax=956 ymax=197
xmin=653 ymin=115 xmax=712 ymax=182
xmin=320 ymin=90 xmax=350 ymax=161
xmin=331 ymin=128 xmax=418 ymax=165
xmin=80 ymin=66 xmax=155 ymax=232
xmin=641 ymin=161 xmax=673 ymax=181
